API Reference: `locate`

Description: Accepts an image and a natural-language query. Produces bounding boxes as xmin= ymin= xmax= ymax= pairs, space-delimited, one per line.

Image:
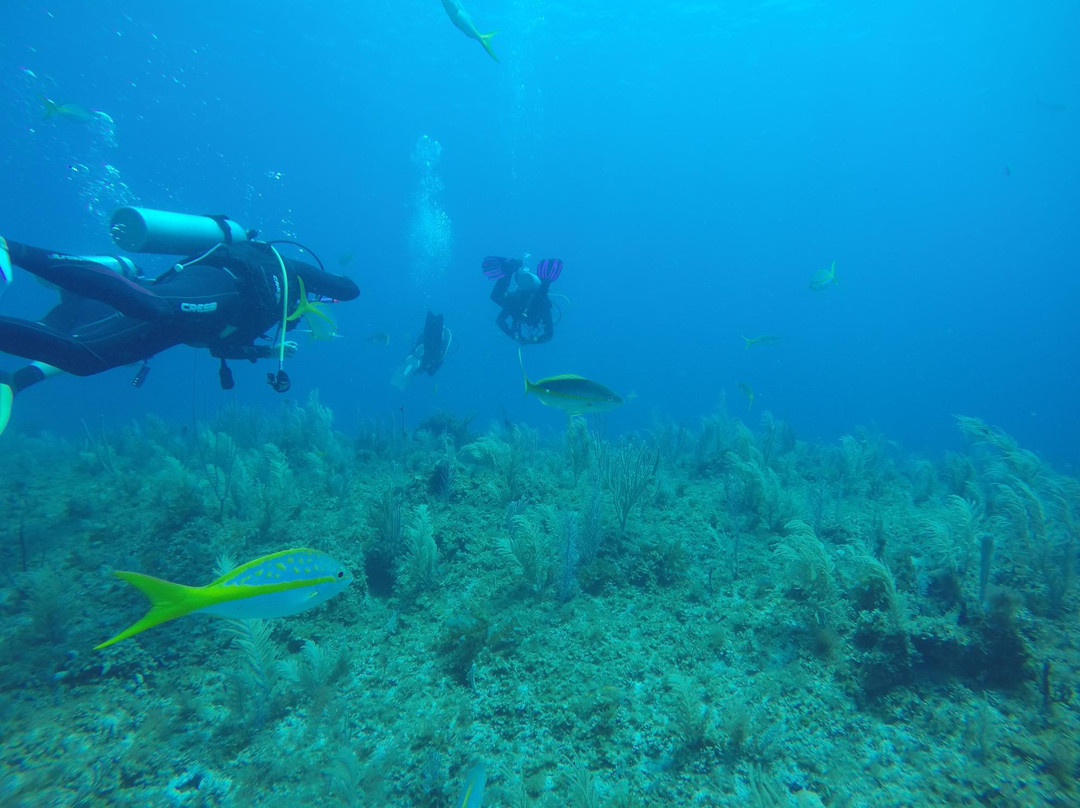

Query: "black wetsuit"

xmin=491 ymin=275 xmax=553 ymax=344
xmin=418 ymin=311 xmax=447 ymax=376
xmin=0 ymin=240 xmax=359 ymax=380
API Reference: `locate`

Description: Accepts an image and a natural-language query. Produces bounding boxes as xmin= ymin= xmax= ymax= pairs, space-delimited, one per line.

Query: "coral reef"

xmin=0 ymin=402 xmax=1077 ymax=807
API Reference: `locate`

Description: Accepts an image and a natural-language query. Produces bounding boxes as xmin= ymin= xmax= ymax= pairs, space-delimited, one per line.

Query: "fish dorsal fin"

xmin=210 ymin=547 xmax=322 ymax=586
xmin=537 ymin=373 xmax=588 ymax=383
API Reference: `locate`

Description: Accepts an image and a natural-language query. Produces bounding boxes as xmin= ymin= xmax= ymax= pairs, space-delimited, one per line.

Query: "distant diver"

xmin=0 ymin=207 xmax=359 ymax=434
xmin=440 ymin=0 xmax=499 ymax=62
xmin=392 ymin=311 xmax=452 ymax=390
xmin=483 ymin=256 xmax=562 ymax=345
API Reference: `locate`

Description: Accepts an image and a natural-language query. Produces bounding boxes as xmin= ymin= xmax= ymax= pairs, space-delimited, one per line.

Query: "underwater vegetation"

xmin=0 ymin=393 xmax=1077 ymax=807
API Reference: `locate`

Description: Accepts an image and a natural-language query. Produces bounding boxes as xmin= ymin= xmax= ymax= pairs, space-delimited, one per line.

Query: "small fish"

xmin=366 ymin=331 xmax=391 ymax=346
xmin=519 ymin=349 xmax=622 ymax=415
xmin=737 ymin=381 xmax=755 ymax=411
xmin=338 ymin=252 xmax=354 ymax=267
xmin=440 ymin=0 xmax=499 ymax=62
xmin=287 ymin=276 xmax=337 ymax=340
xmin=95 ymin=549 xmax=352 ymax=649
xmin=40 ymin=95 xmax=97 ymax=124
xmin=809 ymin=260 xmax=838 ymax=291
xmin=456 ymin=762 xmax=487 ymax=808
xmin=742 ymin=334 xmax=780 ymax=350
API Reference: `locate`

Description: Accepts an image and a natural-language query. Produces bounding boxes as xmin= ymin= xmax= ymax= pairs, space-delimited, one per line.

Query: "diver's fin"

xmin=482 ymin=255 xmax=509 ymax=279
xmin=95 ymin=571 xmax=207 ymax=649
xmin=478 ymin=31 xmax=499 ymax=62
xmin=0 ymin=379 xmax=13 ymax=436
xmin=536 ymin=258 xmax=563 ymax=282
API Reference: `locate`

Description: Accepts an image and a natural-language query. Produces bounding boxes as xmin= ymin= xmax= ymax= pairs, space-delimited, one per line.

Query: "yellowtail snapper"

xmin=519 ymin=349 xmax=623 ymax=415
xmin=742 ymin=334 xmax=780 ymax=349
xmin=95 ymin=549 xmax=352 ymax=649
xmin=809 ymin=260 xmax=838 ymax=291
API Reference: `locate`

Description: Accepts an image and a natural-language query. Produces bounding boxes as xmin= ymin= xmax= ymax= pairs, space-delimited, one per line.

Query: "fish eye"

xmin=337 ymin=571 xmax=344 ymax=578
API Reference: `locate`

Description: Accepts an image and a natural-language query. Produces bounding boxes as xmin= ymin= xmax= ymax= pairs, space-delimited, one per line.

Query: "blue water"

xmin=2 ymin=0 xmax=1077 ymax=466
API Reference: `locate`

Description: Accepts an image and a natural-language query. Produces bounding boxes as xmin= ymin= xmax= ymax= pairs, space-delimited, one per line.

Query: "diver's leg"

xmin=4 ymin=240 xmax=169 ymax=320
xmin=0 ymin=315 xmax=114 ymax=375
xmin=0 ymin=361 xmax=72 ymax=436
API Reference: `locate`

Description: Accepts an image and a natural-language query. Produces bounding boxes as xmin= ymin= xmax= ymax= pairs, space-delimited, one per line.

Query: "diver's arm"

xmin=210 ymin=344 xmax=273 ymax=362
xmin=210 ymin=340 xmax=296 ymax=362
xmin=532 ymin=307 xmax=553 ymax=343
xmin=495 ymin=309 xmax=516 ymax=338
xmin=490 ymin=275 xmax=512 ymax=306
xmin=289 ymin=260 xmax=360 ymax=301
xmin=527 ymin=302 xmax=552 ymax=341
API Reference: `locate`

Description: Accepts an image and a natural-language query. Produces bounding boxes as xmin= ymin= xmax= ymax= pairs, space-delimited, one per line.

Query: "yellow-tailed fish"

xmin=742 ymin=334 xmax=780 ymax=350
xmin=737 ymin=381 xmax=755 ymax=411
xmin=809 ymin=260 xmax=838 ymax=291
xmin=519 ymin=349 xmax=622 ymax=416
xmin=440 ymin=0 xmax=498 ymax=62
xmin=40 ymin=95 xmax=97 ymax=124
xmin=456 ymin=763 xmax=487 ymax=808
xmin=95 ymin=549 xmax=352 ymax=649
xmin=287 ymin=276 xmax=337 ymax=340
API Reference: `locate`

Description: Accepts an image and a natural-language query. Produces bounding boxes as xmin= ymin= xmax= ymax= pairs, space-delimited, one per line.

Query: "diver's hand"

xmin=278 ymin=339 xmax=299 ymax=358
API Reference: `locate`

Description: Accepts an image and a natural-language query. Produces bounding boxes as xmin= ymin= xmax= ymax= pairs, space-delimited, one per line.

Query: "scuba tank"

xmin=109 ymin=206 xmax=251 ymax=254
xmin=64 ymin=255 xmax=140 ymax=278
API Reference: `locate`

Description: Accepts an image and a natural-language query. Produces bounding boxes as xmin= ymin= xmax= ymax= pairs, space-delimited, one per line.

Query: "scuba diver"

xmin=483 ymin=256 xmax=563 ymax=344
xmin=0 ymin=207 xmax=359 ymax=434
xmin=391 ymin=311 xmax=452 ymax=390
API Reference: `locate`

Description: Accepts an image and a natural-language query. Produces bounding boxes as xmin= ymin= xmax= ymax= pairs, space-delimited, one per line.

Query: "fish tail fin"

xmin=95 ymin=571 xmax=205 ymax=649
xmin=831 ymin=261 xmax=838 ymax=284
xmin=40 ymin=95 xmax=59 ymax=119
xmin=517 ymin=347 xmax=532 ymax=395
xmin=742 ymin=336 xmax=752 ymax=350
xmin=478 ymin=30 xmax=499 ymax=62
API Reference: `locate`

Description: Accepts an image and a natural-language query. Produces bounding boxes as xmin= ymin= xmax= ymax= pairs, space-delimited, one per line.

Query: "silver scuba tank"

xmin=109 ymin=206 xmax=250 ymax=255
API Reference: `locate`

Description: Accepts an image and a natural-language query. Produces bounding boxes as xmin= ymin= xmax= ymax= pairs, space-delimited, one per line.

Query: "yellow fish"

xmin=809 ymin=260 xmax=838 ymax=291
xmin=287 ymin=276 xmax=337 ymax=340
xmin=456 ymin=763 xmax=487 ymax=808
xmin=95 ymin=549 xmax=352 ymax=649
xmin=519 ymin=349 xmax=622 ymax=415
xmin=40 ymin=96 xmax=98 ymax=124
xmin=440 ymin=0 xmax=498 ymax=61
xmin=737 ymin=381 xmax=755 ymax=411
xmin=742 ymin=334 xmax=780 ymax=350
